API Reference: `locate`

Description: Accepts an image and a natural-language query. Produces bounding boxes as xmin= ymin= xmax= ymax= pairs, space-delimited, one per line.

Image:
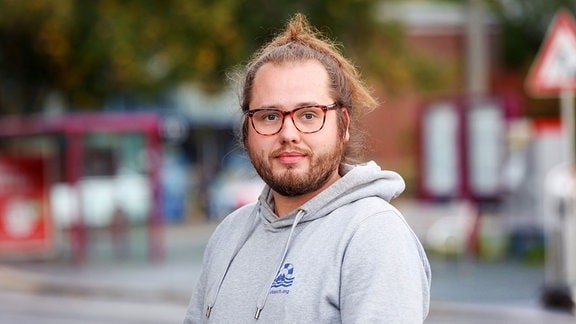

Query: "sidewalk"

xmin=0 ymin=222 xmax=217 ymax=305
xmin=0 ymin=201 xmax=575 ymax=323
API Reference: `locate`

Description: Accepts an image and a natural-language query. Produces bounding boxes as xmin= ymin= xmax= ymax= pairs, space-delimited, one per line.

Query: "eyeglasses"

xmin=245 ymin=103 xmax=340 ymax=136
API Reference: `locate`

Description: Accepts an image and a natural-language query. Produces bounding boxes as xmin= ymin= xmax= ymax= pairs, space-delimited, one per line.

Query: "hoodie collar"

xmin=256 ymin=161 xmax=405 ymax=229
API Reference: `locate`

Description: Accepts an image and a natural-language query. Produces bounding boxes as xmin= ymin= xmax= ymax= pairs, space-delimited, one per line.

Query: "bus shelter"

xmin=0 ymin=112 xmax=164 ymax=263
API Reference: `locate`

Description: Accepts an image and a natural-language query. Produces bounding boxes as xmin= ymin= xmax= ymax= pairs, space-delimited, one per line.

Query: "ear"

xmin=341 ymin=107 xmax=351 ymax=142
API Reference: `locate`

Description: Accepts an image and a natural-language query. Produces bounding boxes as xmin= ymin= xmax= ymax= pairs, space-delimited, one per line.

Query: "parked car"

xmin=207 ymin=155 xmax=264 ymax=221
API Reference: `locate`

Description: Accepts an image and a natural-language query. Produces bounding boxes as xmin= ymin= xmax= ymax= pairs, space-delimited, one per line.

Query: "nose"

xmin=278 ymin=114 xmax=301 ymax=143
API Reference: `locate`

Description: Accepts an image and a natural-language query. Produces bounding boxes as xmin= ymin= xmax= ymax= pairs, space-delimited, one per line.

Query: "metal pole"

xmin=66 ymin=131 xmax=87 ymax=264
xmin=561 ymin=90 xmax=575 ymax=165
xmin=560 ymin=89 xmax=576 ymax=299
xmin=146 ymin=129 xmax=164 ymax=263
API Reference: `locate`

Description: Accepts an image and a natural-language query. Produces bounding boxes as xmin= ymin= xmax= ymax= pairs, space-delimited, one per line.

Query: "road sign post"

xmin=560 ymin=89 xmax=576 ymax=296
xmin=560 ymin=90 xmax=575 ymax=167
xmin=526 ymin=8 xmax=576 ymax=312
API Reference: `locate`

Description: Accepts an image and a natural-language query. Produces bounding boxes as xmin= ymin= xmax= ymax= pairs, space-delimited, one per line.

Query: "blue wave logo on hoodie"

xmin=272 ymin=263 xmax=295 ymax=288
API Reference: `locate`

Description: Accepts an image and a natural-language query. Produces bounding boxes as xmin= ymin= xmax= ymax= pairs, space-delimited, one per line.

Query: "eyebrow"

xmin=253 ymin=102 xmax=320 ymax=110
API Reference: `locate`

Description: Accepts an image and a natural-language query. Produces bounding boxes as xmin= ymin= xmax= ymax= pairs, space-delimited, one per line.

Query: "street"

xmin=1 ymin=288 xmax=575 ymax=324
xmin=0 ymin=290 xmax=186 ymax=324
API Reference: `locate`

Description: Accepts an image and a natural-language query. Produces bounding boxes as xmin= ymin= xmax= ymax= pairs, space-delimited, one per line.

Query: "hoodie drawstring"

xmin=205 ymin=206 xmax=261 ymax=320
xmin=254 ymin=209 xmax=305 ymax=319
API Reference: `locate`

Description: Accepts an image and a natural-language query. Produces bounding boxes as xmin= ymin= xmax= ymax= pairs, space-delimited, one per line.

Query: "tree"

xmin=483 ymin=0 xmax=576 ymax=117
xmin=0 ymin=0 xmax=240 ymax=113
xmin=486 ymin=0 xmax=576 ymax=71
xmin=0 ymin=0 xmax=444 ymax=114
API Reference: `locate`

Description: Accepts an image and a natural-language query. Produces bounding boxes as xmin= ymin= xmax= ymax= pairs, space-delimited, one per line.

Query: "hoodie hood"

xmin=258 ymin=161 xmax=405 ymax=228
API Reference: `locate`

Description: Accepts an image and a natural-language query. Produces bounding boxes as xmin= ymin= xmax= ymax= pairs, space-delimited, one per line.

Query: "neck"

xmin=272 ymin=191 xmax=316 ymax=217
xmin=272 ymin=170 xmax=341 ymax=217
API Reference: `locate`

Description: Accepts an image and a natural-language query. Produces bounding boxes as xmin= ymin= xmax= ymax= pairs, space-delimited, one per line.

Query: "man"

xmin=184 ymin=13 xmax=431 ymax=323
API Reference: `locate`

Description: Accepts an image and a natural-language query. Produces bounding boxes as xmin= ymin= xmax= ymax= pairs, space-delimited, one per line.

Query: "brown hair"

xmin=236 ymin=13 xmax=377 ymax=163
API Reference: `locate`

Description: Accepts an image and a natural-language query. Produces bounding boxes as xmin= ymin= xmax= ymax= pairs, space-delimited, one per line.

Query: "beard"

xmin=248 ymin=141 xmax=345 ymax=197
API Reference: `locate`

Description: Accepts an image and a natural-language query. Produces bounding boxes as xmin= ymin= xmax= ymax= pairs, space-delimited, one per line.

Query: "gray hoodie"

xmin=183 ymin=161 xmax=431 ymax=323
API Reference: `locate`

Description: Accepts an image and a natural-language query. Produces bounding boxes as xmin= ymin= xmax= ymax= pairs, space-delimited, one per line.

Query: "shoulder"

xmin=216 ymin=202 xmax=257 ymax=229
xmin=205 ymin=202 xmax=258 ymax=249
xmin=335 ymin=197 xmax=425 ymax=253
xmin=339 ymin=197 xmax=429 ymax=275
xmin=342 ymin=197 xmax=408 ymax=230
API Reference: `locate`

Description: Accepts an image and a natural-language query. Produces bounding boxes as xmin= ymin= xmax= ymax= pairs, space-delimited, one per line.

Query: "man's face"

xmin=246 ymin=60 xmax=350 ymax=197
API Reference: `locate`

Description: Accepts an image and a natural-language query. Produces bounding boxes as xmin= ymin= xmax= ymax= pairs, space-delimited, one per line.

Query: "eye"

xmin=255 ymin=110 xmax=282 ymax=122
xmin=295 ymin=107 xmax=321 ymax=121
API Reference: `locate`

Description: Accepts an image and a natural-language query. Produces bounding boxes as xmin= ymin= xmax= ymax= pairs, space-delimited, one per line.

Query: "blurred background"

xmin=1 ymin=0 xmax=576 ymax=322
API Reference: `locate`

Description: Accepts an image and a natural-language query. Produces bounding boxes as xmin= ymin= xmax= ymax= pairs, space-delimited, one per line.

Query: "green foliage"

xmin=486 ymin=0 xmax=576 ymax=71
xmin=0 ymin=0 xmax=444 ymax=113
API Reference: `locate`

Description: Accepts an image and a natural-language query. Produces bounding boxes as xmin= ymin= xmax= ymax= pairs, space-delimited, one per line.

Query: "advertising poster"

xmin=0 ymin=155 xmax=54 ymax=257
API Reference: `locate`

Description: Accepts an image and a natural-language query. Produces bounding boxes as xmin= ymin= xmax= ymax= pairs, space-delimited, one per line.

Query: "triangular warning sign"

xmin=526 ymin=9 xmax=576 ymax=97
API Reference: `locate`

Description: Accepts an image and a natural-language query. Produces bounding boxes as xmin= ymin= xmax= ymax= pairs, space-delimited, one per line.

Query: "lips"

xmin=275 ymin=150 xmax=307 ymax=164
